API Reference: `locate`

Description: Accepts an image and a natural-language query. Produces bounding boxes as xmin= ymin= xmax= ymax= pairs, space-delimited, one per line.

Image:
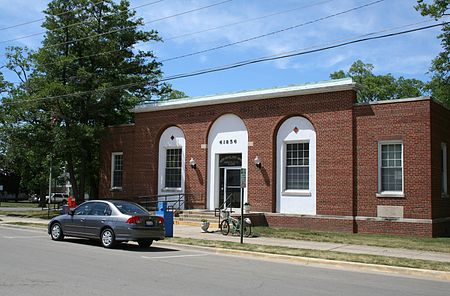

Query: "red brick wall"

xmin=354 ymin=100 xmax=432 ymax=220
xmin=265 ymin=215 xmax=433 ymax=237
xmin=98 ymin=91 xmax=450 ymax=236
xmin=430 ymin=101 xmax=450 ymax=236
xmin=265 ymin=214 xmax=354 ymax=233
xmin=99 ymin=124 xmax=137 ymax=199
xmin=99 ymin=90 xmax=356 ymax=215
xmin=431 ymin=101 xmax=450 ymax=217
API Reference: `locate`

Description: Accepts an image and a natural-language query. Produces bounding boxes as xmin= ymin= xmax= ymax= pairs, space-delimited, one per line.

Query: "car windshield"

xmin=112 ymin=201 xmax=148 ymax=215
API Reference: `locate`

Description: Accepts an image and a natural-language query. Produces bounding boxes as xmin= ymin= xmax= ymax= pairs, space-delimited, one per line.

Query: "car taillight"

xmin=158 ymin=217 xmax=164 ymax=225
xmin=126 ymin=216 xmax=141 ymax=224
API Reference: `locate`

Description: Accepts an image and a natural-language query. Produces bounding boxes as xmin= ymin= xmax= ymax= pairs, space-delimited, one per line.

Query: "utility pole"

xmin=48 ymin=156 xmax=52 ymax=219
xmin=240 ymin=168 xmax=247 ymax=244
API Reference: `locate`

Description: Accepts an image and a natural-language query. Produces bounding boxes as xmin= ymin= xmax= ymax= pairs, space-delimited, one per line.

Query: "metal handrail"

xmin=137 ymin=193 xmax=191 ymax=212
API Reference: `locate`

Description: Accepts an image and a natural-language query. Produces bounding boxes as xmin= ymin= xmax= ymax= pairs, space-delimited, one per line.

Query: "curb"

xmin=158 ymin=241 xmax=450 ymax=282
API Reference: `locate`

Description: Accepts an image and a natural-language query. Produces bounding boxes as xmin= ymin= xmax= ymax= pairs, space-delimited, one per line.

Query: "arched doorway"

xmin=207 ymin=114 xmax=248 ymax=210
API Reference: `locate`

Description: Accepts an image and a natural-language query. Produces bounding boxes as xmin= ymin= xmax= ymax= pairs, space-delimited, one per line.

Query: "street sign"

xmin=240 ymin=168 xmax=246 ymax=188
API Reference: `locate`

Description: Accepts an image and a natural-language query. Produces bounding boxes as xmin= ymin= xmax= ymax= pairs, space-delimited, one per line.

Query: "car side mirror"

xmin=69 ymin=209 xmax=75 ymax=216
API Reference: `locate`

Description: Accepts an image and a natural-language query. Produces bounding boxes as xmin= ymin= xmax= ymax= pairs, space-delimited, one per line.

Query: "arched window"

xmin=158 ymin=126 xmax=186 ymax=194
xmin=276 ymin=116 xmax=316 ymax=214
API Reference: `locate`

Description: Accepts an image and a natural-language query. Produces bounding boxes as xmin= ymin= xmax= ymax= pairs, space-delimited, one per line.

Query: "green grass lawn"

xmin=253 ymin=227 xmax=450 ymax=253
xmin=167 ymin=237 xmax=450 ymax=272
xmin=0 ymin=201 xmax=39 ymax=208
xmin=0 ymin=210 xmax=59 ymax=219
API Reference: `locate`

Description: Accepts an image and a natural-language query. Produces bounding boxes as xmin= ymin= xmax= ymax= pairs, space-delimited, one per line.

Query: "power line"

xmin=164 ymin=22 xmax=449 ymax=81
xmin=2 ymin=21 xmax=446 ymax=105
xmin=0 ymin=0 xmax=108 ymax=32
xmin=165 ymin=0 xmax=334 ymax=41
xmin=3 ymin=0 xmax=377 ymax=71
xmin=0 ymin=0 xmax=165 ymax=45
xmin=39 ymin=0 xmax=233 ymax=50
xmin=161 ymin=0 xmax=384 ymax=62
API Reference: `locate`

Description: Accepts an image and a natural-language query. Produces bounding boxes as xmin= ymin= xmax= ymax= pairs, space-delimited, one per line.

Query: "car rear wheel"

xmin=137 ymin=239 xmax=153 ymax=248
xmin=50 ymin=223 xmax=64 ymax=241
xmin=101 ymin=228 xmax=116 ymax=248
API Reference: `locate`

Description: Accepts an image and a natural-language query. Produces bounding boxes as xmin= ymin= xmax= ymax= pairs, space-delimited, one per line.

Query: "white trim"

xmin=355 ymin=96 xmax=430 ymax=106
xmin=133 ymin=79 xmax=356 ymax=113
xmin=207 ymin=114 xmax=248 ymax=210
xmin=378 ymin=140 xmax=404 ymax=195
xmin=376 ymin=193 xmax=405 ymax=198
xmin=276 ymin=116 xmax=316 ymax=215
xmin=442 ymin=142 xmax=448 ymax=196
xmin=283 ymin=141 xmax=310 ymax=191
xmin=158 ymin=127 xmax=186 ymax=197
xmin=110 ymin=152 xmax=123 ymax=190
xmin=282 ymin=190 xmax=311 ymax=197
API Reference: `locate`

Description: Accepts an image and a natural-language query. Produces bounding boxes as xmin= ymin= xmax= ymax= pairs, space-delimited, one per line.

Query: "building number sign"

xmin=219 ymin=139 xmax=238 ymax=145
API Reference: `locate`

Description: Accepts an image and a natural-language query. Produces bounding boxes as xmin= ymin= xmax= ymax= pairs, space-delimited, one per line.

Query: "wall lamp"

xmin=254 ymin=155 xmax=262 ymax=169
xmin=189 ymin=158 xmax=197 ymax=169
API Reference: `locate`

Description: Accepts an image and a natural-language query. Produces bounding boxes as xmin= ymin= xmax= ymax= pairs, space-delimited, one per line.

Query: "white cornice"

xmin=133 ymin=78 xmax=356 ymax=113
xmin=354 ymin=96 xmax=431 ymax=106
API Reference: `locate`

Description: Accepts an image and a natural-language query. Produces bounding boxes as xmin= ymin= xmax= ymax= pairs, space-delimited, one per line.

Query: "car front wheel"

xmin=50 ymin=223 xmax=64 ymax=241
xmin=101 ymin=228 xmax=116 ymax=248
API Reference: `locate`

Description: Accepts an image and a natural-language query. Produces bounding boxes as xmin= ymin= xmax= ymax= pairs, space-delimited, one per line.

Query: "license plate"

xmin=145 ymin=220 xmax=154 ymax=226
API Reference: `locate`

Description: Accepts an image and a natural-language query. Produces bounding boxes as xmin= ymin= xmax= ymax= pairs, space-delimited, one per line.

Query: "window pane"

xmin=442 ymin=144 xmax=447 ymax=194
xmin=286 ymin=143 xmax=309 ymax=190
xmin=381 ymin=166 xmax=402 ymax=191
xmin=380 ymin=143 xmax=403 ymax=192
xmin=165 ymin=148 xmax=182 ymax=188
xmin=112 ymin=154 xmax=123 ymax=188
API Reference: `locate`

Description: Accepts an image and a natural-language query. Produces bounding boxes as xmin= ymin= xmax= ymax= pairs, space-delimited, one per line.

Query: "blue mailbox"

xmin=156 ymin=202 xmax=173 ymax=237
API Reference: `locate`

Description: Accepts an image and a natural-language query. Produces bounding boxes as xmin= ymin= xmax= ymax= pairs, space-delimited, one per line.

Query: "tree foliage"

xmin=0 ymin=0 xmax=178 ymax=202
xmin=330 ymin=60 xmax=425 ymax=102
xmin=415 ymin=0 xmax=449 ymax=106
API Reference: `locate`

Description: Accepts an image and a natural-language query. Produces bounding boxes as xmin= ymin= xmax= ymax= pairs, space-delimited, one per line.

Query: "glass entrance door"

xmin=219 ymin=168 xmax=241 ymax=209
xmin=218 ymin=153 xmax=242 ymax=209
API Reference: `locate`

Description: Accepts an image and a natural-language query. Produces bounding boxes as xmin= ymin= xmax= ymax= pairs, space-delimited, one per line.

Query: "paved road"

xmin=0 ymin=226 xmax=449 ymax=296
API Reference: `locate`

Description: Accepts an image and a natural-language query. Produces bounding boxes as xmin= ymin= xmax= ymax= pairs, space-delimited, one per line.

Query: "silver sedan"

xmin=48 ymin=200 xmax=165 ymax=248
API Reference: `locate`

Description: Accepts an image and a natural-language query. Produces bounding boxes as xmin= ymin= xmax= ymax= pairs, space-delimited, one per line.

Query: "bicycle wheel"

xmin=220 ymin=220 xmax=230 ymax=235
xmin=243 ymin=224 xmax=252 ymax=237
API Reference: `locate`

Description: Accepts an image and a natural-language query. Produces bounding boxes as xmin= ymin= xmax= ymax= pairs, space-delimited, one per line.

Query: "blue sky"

xmin=0 ymin=0 xmax=445 ymax=97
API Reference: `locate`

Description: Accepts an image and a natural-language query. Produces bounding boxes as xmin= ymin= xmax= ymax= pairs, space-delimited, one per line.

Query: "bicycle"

xmin=220 ymin=210 xmax=252 ymax=237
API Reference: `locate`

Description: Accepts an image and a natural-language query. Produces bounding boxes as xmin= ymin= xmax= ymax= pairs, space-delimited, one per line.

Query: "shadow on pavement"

xmin=62 ymin=238 xmax=179 ymax=253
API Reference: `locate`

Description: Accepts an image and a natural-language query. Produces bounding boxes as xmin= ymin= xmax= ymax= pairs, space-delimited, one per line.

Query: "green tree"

xmin=1 ymin=0 xmax=176 ymax=203
xmin=330 ymin=60 xmax=425 ymax=102
xmin=416 ymin=0 xmax=449 ymax=106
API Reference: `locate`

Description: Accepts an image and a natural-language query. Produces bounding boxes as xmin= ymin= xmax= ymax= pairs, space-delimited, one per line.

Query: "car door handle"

xmin=101 ymin=219 xmax=106 ymax=223
xmin=80 ymin=219 xmax=85 ymax=222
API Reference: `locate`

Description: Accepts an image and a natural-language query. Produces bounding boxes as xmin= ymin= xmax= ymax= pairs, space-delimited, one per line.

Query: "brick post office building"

xmin=99 ymin=78 xmax=450 ymax=237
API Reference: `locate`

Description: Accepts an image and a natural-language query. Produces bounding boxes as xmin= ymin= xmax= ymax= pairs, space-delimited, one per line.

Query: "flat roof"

xmin=133 ymin=78 xmax=356 ymax=113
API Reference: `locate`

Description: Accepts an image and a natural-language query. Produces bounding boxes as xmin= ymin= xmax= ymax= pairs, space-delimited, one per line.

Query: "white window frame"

xmin=377 ymin=141 xmax=404 ymax=197
xmin=111 ymin=152 xmax=123 ymax=190
xmin=283 ymin=140 xmax=311 ymax=196
xmin=442 ymin=142 xmax=448 ymax=198
xmin=163 ymin=147 xmax=183 ymax=191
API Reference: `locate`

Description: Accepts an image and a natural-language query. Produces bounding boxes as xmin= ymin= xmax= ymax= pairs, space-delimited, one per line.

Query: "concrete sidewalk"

xmin=1 ymin=215 xmax=450 ymax=263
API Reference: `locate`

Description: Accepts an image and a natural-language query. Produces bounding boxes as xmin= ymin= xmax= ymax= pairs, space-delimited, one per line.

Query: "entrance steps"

xmin=174 ymin=209 xmax=219 ymax=228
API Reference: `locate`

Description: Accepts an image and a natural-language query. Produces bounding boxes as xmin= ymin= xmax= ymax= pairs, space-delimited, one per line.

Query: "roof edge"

xmin=133 ymin=78 xmax=356 ymax=113
xmin=354 ymin=96 xmax=431 ymax=106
